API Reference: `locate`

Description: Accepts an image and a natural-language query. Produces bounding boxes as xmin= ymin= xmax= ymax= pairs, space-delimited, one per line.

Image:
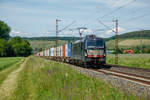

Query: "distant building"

xmin=123 ymin=50 xmax=134 ymax=54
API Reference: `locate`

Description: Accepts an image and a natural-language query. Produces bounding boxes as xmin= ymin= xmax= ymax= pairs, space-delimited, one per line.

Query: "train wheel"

xmin=84 ymin=62 xmax=88 ymax=68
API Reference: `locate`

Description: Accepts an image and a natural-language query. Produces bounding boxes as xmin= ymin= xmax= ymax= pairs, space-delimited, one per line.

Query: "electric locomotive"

xmin=71 ymin=35 xmax=106 ymax=67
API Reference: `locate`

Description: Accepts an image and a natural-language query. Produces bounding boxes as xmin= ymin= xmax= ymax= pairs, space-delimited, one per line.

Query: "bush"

xmin=9 ymin=37 xmax=32 ymax=57
xmin=0 ymin=39 xmax=9 ymax=57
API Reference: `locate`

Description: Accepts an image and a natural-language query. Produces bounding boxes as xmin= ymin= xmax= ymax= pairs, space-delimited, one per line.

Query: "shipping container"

xmin=60 ymin=46 xmax=63 ymax=57
xmin=51 ymin=48 xmax=54 ymax=56
xmin=65 ymin=44 xmax=68 ymax=57
xmin=62 ymin=45 xmax=65 ymax=57
xmin=42 ymin=51 xmax=44 ymax=56
xmin=49 ymin=48 xmax=51 ymax=56
xmin=46 ymin=49 xmax=49 ymax=56
xmin=68 ymin=43 xmax=71 ymax=57
xmin=54 ymin=48 xmax=56 ymax=56
xmin=44 ymin=50 xmax=47 ymax=56
xmin=56 ymin=46 xmax=60 ymax=56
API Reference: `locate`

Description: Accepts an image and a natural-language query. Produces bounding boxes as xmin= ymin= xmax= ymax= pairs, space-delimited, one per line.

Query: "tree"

xmin=0 ymin=20 xmax=11 ymax=40
xmin=0 ymin=39 xmax=9 ymax=57
xmin=9 ymin=37 xmax=32 ymax=57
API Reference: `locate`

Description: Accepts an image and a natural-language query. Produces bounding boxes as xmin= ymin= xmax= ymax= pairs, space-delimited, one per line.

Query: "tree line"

xmin=0 ymin=20 xmax=32 ymax=57
xmin=24 ymin=37 xmax=80 ymax=42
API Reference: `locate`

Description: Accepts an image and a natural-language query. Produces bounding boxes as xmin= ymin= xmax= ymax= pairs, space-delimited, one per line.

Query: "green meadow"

xmin=0 ymin=57 xmax=22 ymax=71
xmin=107 ymin=54 xmax=150 ymax=69
xmin=12 ymin=56 xmax=142 ymax=100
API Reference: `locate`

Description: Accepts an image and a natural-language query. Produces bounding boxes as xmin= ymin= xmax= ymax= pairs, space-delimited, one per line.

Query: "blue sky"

xmin=0 ymin=0 xmax=150 ymax=38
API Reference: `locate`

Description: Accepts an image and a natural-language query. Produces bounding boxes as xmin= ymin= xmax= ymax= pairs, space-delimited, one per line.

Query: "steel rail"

xmin=89 ymin=68 xmax=150 ymax=86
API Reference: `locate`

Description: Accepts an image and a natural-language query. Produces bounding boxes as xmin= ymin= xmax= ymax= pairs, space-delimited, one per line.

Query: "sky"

xmin=0 ymin=0 xmax=150 ymax=38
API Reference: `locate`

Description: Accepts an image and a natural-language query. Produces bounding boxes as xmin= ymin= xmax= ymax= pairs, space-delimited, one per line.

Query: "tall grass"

xmin=107 ymin=54 xmax=150 ymax=69
xmin=12 ymin=56 xmax=141 ymax=100
xmin=0 ymin=57 xmax=22 ymax=71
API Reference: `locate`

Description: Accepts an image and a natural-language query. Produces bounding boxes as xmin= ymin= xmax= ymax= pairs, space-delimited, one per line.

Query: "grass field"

xmin=107 ymin=54 xmax=150 ymax=69
xmin=11 ymin=56 xmax=142 ymax=100
xmin=0 ymin=57 xmax=22 ymax=71
xmin=106 ymin=39 xmax=150 ymax=49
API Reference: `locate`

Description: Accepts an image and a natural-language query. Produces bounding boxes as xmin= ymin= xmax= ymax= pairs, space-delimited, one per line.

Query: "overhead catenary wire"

xmin=126 ymin=13 xmax=150 ymax=22
xmin=83 ymin=0 xmax=136 ymax=31
xmin=98 ymin=20 xmax=116 ymax=33
xmin=111 ymin=0 xmax=120 ymax=7
xmin=117 ymin=12 xmax=150 ymax=30
xmin=100 ymin=0 xmax=136 ymax=19
xmin=58 ymin=20 xmax=76 ymax=33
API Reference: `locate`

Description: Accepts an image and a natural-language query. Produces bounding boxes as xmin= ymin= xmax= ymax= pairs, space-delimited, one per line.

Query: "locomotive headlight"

xmin=85 ymin=52 xmax=88 ymax=56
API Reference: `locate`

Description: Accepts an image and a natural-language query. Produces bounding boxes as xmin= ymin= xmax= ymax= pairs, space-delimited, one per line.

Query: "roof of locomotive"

xmin=73 ymin=35 xmax=104 ymax=44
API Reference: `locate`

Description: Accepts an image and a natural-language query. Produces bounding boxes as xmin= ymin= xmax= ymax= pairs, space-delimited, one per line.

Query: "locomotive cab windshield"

xmin=86 ymin=39 xmax=104 ymax=49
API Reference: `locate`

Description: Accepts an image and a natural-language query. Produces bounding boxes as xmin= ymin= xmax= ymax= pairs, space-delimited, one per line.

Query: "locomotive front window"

xmin=87 ymin=40 xmax=104 ymax=48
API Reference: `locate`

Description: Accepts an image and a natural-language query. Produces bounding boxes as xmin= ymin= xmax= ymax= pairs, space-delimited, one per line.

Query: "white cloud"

xmin=10 ymin=29 xmax=33 ymax=37
xmin=105 ymin=27 xmax=126 ymax=37
xmin=51 ymin=27 xmax=126 ymax=38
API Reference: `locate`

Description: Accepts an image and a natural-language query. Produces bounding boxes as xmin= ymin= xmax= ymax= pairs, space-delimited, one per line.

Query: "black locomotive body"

xmin=71 ymin=35 xmax=106 ymax=66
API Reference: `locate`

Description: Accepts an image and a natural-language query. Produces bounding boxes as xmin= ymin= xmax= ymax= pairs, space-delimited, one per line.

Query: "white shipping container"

xmin=57 ymin=46 xmax=60 ymax=56
xmin=44 ymin=50 xmax=46 ymax=56
xmin=50 ymin=48 xmax=52 ymax=56
xmin=47 ymin=49 xmax=49 ymax=56
xmin=40 ymin=51 xmax=43 ymax=56
xmin=54 ymin=48 xmax=57 ymax=56
xmin=53 ymin=48 xmax=55 ymax=56
xmin=51 ymin=48 xmax=54 ymax=56
xmin=49 ymin=48 xmax=51 ymax=56
xmin=54 ymin=48 xmax=56 ymax=56
xmin=65 ymin=44 xmax=68 ymax=57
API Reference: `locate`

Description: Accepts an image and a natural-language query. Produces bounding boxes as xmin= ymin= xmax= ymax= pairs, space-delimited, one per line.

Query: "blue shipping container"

xmin=68 ymin=43 xmax=71 ymax=57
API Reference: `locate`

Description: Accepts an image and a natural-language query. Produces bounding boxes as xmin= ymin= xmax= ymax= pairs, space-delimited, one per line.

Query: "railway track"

xmin=89 ymin=68 xmax=150 ymax=86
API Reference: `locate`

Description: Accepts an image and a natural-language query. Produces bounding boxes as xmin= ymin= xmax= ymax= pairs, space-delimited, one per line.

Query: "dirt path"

xmin=0 ymin=58 xmax=28 ymax=100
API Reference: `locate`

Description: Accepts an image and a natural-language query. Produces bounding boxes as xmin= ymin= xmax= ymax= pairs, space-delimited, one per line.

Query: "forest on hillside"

xmin=24 ymin=37 xmax=80 ymax=42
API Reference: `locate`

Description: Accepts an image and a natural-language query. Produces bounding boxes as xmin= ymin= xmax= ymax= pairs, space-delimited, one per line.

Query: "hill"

xmin=106 ymin=39 xmax=150 ymax=49
xmin=106 ymin=30 xmax=150 ymax=50
xmin=24 ymin=37 xmax=80 ymax=42
xmin=107 ymin=30 xmax=150 ymax=41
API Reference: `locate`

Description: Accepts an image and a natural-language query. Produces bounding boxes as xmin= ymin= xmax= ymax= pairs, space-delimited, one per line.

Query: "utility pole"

xmin=56 ymin=19 xmax=61 ymax=56
xmin=98 ymin=19 xmax=119 ymax=64
xmin=56 ymin=19 xmax=61 ymax=46
xmin=140 ymin=30 xmax=144 ymax=53
xmin=114 ymin=19 xmax=118 ymax=65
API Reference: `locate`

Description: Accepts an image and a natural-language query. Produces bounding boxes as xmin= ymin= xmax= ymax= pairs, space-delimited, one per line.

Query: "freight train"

xmin=36 ymin=35 xmax=106 ymax=67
